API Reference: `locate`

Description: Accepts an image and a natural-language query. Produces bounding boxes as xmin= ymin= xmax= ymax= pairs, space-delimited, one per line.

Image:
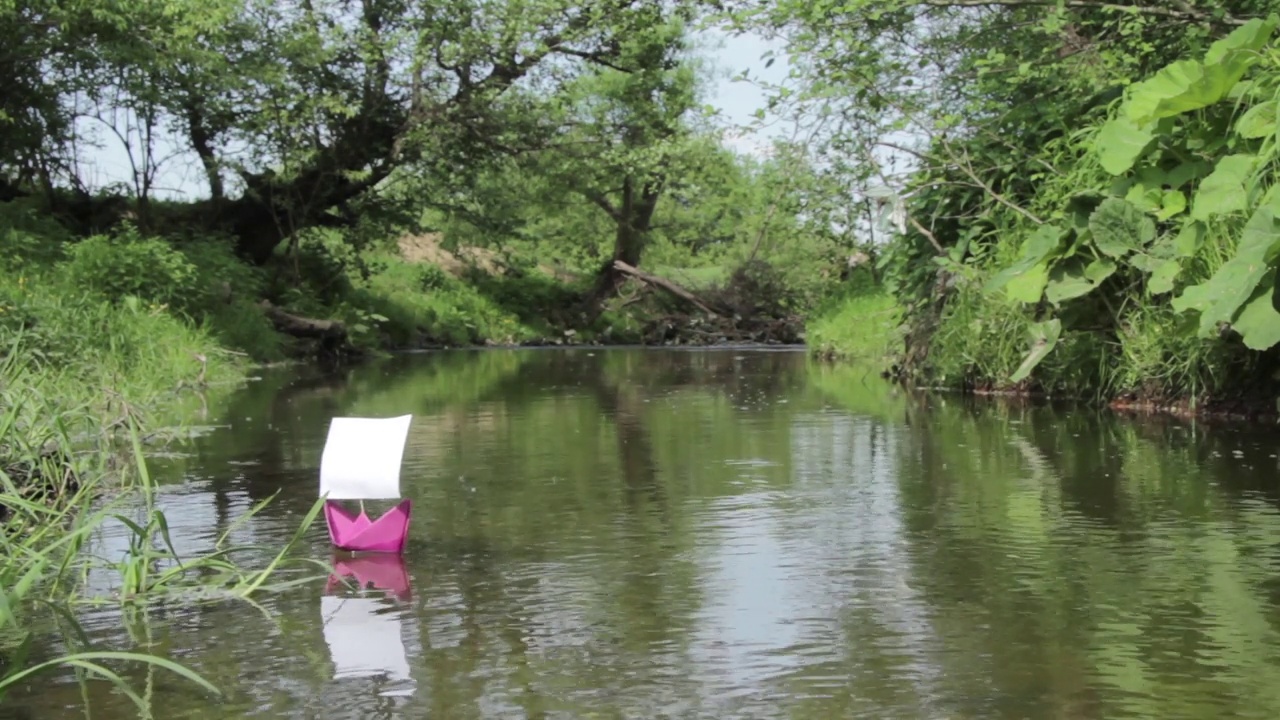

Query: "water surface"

xmin=6 ymin=348 xmax=1280 ymax=719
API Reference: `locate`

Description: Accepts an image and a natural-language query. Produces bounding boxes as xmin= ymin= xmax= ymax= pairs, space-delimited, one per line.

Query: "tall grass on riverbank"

xmin=806 ymin=284 xmax=903 ymax=362
xmin=0 ymin=343 xmax=329 ymax=715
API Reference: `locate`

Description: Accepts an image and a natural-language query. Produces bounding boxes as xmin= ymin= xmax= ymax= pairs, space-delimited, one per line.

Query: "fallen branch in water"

xmin=613 ymin=261 xmax=725 ymax=317
xmin=257 ymin=300 xmax=347 ymax=342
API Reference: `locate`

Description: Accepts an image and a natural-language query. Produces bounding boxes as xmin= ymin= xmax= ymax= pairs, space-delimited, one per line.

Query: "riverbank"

xmin=806 ymin=284 xmax=1280 ymax=424
xmin=796 ymin=18 xmax=1280 ymax=424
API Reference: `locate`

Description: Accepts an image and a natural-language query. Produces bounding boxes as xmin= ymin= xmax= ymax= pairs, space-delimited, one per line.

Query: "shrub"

xmin=64 ymin=225 xmax=198 ymax=311
xmin=0 ymin=199 xmax=70 ymax=271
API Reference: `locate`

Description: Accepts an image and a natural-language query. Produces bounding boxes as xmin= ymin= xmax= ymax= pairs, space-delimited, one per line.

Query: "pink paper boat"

xmin=317 ymin=414 xmax=415 ymax=555
xmin=324 ymin=499 xmax=412 ymax=555
xmin=325 ymin=552 xmax=412 ymax=600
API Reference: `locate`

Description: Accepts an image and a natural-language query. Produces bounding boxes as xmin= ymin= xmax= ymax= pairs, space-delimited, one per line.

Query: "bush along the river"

xmin=837 ymin=14 xmax=1280 ymax=413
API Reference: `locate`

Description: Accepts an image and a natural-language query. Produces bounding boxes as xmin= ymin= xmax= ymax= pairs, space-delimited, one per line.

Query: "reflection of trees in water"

xmin=591 ymin=376 xmax=665 ymax=516
xmin=115 ymin=348 xmax=812 ymax=716
xmin=888 ymin=397 xmax=1280 ymax=718
xmin=400 ymin=349 xmax=801 ymax=713
xmin=599 ymin=348 xmax=809 ymax=400
xmin=774 ymin=413 xmax=946 ymax=716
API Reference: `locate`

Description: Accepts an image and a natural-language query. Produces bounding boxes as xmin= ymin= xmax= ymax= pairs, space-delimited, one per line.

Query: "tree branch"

xmin=922 ymin=0 xmax=1247 ymax=26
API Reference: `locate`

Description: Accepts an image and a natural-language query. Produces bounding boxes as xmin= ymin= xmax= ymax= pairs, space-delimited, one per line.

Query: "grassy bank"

xmin=805 ymin=283 xmax=902 ymax=363
xmin=0 ymin=341 xmax=330 ymax=711
xmin=0 ymin=205 xmax=338 ymax=711
xmin=807 ymin=278 xmax=1269 ymax=418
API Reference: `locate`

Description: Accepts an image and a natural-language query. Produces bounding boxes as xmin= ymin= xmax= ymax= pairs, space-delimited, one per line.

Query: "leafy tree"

xmin=0 ymin=0 xmax=717 ymax=265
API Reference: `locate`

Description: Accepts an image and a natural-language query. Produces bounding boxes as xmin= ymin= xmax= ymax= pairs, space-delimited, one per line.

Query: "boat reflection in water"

xmin=320 ymin=553 xmax=415 ymax=698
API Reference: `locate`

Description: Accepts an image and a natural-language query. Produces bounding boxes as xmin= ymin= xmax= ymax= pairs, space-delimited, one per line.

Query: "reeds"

xmin=0 ymin=336 xmax=328 ymax=715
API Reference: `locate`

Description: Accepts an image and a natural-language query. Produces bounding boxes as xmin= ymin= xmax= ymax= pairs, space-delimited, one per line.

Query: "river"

xmin=5 ymin=347 xmax=1280 ymax=719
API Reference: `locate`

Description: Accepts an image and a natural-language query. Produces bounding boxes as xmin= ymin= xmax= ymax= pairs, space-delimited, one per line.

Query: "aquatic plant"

xmin=0 ymin=336 xmax=329 ymax=715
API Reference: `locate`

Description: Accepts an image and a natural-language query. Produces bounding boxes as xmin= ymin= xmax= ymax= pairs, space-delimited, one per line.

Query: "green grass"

xmin=805 ymin=287 xmax=904 ymax=363
xmin=0 ymin=273 xmax=248 ymax=404
xmin=0 ymin=341 xmax=330 ymax=714
xmin=332 ymin=252 xmax=551 ymax=348
xmin=0 ymin=206 xmax=334 ymax=714
xmin=649 ymin=264 xmax=729 ymax=290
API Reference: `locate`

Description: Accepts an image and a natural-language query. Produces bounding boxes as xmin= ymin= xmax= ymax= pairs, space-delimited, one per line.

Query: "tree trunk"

xmin=586 ymin=175 xmax=662 ymax=310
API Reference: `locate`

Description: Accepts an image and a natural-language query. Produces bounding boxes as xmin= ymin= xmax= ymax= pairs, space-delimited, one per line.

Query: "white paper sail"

xmin=319 ymin=415 xmax=414 ymax=500
xmin=320 ymin=595 xmax=413 ymax=693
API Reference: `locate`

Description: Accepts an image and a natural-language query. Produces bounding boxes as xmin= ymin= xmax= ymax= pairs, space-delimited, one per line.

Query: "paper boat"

xmin=321 ymin=553 xmax=414 ymax=694
xmin=319 ymin=414 xmax=414 ymax=554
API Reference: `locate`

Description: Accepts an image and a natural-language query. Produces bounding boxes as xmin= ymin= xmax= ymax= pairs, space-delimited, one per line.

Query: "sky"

xmin=73 ymin=28 xmax=795 ymax=202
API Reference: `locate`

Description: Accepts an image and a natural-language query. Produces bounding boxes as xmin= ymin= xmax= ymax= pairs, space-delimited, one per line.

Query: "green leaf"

xmin=1172 ymin=206 xmax=1280 ymax=336
xmin=1128 ymin=253 xmax=1165 ymax=273
xmin=1007 ymin=261 xmax=1051 ymax=303
xmin=1085 ymin=257 xmax=1116 ymax=283
xmin=1095 ymin=116 xmax=1154 ymax=175
xmin=1148 ymin=259 xmax=1182 ymax=295
xmin=1233 ymin=271 xmax=1280 ymax=350
xmin=1157 ymin=190 xmax=1187 ymax=221
xmin=1174 ymin=220 xmax=1206 ymax=257
xmin=1045 ymin=258 xmax=1116 ymax=305
xmin=1236 ymin=101 xmax=1277 ymax=139
xmin=1190 ymin=154 xmax=1257 ymax=220
xmin=1205 ymin=16 xmax=1278 ymax=65
xmin=985 ymin=224 xmax=1064 ymax=294
xmin=1124 ymin=17 xmax=1276 ymax=125
xmin=1010 ymin=318 xmax=1061 ymax=384
xmin=1125 ymin=181 xmax=1164 ymax=213
xmin=1125 ymin=59 xmax=1248 ymax=125
xmin=1089 ymin=198 xmax=1155 ymax=258
xmin=1167 ymin=161 xmax=1213 ymax=189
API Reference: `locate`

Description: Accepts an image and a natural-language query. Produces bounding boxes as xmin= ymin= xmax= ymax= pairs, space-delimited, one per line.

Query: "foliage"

xmin=738 ymin=0 xmax=1280 ymax=403
xmin=0 ymin=340 xmax=328 ymax=714
xmin=2 ymin=0 xmax=723 ymax=266
xmin=65 ymin=225 xmax=199 ymax=310
xmin=978 ymin=17 xmax=1280 ymax=388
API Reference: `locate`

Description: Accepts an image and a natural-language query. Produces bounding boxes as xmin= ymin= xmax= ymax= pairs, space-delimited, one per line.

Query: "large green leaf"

xmin=1233 ymin=271 xmax=1280 ymax=350
xmin=1125 ymin=17 xmax=1277 ymax=126
xmin=1045 ymin=258 xmax=1116 ymax=305
xmin=1010 ymin=318 xmax=1061 ymax=384
xmin=985 ymin=224 xmax=1064 ymax=295
xmin=1095 ymin=116 xmax=1154 ymax=175
xmin=1148 ymin=259 xmax=1182 ymax=295
xmin=1089 ymin=198 xmax=1155 ymax=258
xmin=1172 ymin=206 xmax=1280 ymax=336
xmin=1236 ymin=101 xmax=1278 ymax=139
xmin=1190 ymin=154 xmax=1257 ymax=220
xmin=1125 ymin=59 xmax=1249 ymax=125
xmin=1204 ymin=16 xmax=1278 ymax=65
xmin=1174 ymin=220 xmax=1205 ymax=257
xmin=1004 ymin=261 xmax=1048 ymax=303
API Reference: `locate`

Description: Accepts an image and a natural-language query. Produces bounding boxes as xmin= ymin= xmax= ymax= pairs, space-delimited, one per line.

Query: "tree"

xmin=0 ymin=0 xmax=716 ymax=265
xmin=531 ymin=12 xmax=708 ymax=302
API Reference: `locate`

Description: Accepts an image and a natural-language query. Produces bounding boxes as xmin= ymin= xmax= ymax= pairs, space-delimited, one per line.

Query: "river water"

xmin=6 ymin=348 xmax=1280 ymax=719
